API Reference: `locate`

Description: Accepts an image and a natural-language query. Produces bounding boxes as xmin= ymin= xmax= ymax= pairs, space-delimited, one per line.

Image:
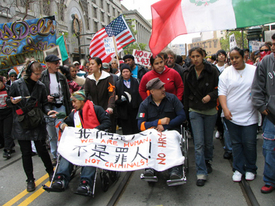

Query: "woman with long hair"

xmin=84 ymin=57 xmax=115 ymax=131
xmin=183 ymin=47 xmax=219 ymax=187
xmin=139 ymin=54 xmax=184 ymax=101
xmin=7 ymin=59 xmax=55 ymax=192
xmin=219 ymin=47 xmax=258 ymax=182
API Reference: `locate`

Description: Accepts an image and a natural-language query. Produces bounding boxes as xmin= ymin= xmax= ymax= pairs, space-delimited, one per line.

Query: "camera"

xmin=51 ymin=93 xmax=60 ymax=98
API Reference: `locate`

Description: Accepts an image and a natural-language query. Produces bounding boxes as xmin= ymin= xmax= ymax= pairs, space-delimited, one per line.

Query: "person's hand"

xmin=106 ymin=108 xmax=113 ymax=114
xmin=156 ymin=125 xmax=165 ymax=132
xmin=224 ymin=108 xmax=232 ymax=120
xmin=10 ymin=97 xmax=21 ymax=104
xmin=60 ymin=123 xmax=68 ymax=131
xmin=160 ymin=117 xmax=170 ymax=125
xmin=47 ymin=95 xmax=54 ymax=103
xmin=202 ymin=95 xmax=211 ymax=104
xmin=47 ymin=110 xmax=58 ymax=118
xmin=115 ymin=95 xmax=118 ymax=101
xmin=262 ymin=109 xmax=269 ymax=116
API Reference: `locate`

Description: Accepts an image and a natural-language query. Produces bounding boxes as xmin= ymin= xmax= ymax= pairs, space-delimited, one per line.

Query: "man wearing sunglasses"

xmin=40 ymin=55 xmax=72 ymax=165
xmin=252 ymin=33 xmax=275 ymax=194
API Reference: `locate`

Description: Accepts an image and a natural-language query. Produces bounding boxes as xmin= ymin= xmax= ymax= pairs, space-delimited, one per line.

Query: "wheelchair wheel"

xmin=100 ymin=171 xmax=110 ymax=192
xmin=109 ymin=171 xmax=120 ymax=182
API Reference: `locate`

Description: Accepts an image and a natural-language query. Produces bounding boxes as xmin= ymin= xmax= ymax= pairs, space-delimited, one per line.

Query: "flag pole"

xmin=112 ymin=36 xmax=120 ymax=69
xmin=62 ymin=32 xmax=71 ymax=64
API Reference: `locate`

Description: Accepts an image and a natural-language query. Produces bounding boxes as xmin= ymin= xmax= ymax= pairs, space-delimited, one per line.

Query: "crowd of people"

xmin=0 ymin=33 xmax=275 ymax=195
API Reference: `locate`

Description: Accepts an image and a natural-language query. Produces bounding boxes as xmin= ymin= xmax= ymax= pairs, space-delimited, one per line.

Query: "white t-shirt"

xmin=216 ymin=64 xmax=225 ymax=73
xmin=218 ymin=64 xmax=258 ymax=126
xmin=49 ymin=73 xmax=59 ymax=95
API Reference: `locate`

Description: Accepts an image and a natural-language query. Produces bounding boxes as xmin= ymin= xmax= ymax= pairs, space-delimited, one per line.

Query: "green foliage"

xmin=220 ymin=30 xmax=248 ymax=51
xmin=123 ymin=43 xmax=147 ymax=55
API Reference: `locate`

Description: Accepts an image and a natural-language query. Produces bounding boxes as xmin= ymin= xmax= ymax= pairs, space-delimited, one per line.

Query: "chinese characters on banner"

xmin=58 ymin=127 xmax=185 ymax=172
xmin=132 ymin=49 xmax=152 ymax=67
xmin=0 ymin=18 xmax=56 ymax=70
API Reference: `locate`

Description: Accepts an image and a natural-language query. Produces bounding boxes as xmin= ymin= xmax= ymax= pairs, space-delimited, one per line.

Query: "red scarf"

xmin=80 ymin=101 xmax=100 ymax=129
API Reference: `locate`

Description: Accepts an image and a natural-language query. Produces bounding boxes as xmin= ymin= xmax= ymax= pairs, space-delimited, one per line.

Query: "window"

xmin=42 ymin=0 xmax=50 ymax=16
xmin=93 ymin=7 xmax=97 ymax=18
xmin=94 ymin=21 xmax=98 ymax=32
xmin=60 ymin=0 xmax=65 ymax=21
xmin=101 ymin=11 xmax=104 ymax=22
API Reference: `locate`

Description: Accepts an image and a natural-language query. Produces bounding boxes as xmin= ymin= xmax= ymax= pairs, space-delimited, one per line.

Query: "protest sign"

xmin=133 ymin=49 xmax=152 ymax=67
xmin=249 ymin=41 xmax=265 ymax=52
xmin=104 ymin=37 xmax=116 ymax=55
xmin=0 ymin=17 xmax=56 ymax=69
xmin=188 ymin=38 xmax=221 ymax=56
xmin=58 ymin=127 xmax=184 ymax=172
xmin=229 ymin=34 xmax=237 ymax=50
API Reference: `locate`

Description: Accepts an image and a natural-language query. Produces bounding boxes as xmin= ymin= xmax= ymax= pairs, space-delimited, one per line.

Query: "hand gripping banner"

xmin=58 ymin=127 xmax=185 ymax=172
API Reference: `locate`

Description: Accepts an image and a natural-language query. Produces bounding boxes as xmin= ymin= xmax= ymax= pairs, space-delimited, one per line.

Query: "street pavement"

xmin=0 ymin=132 xmax=275 ymax=206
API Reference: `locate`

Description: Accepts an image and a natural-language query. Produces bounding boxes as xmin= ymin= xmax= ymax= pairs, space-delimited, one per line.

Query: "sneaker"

xmin=76 ymin=180 xmax=91 ymax=195
xmin=261 ymin=185 xmax=275 ymax=194
xmin=144 ymin=168 xmax=154 ymax=177
xmin=3 ymin=149 xmax=11 ymax=159
xmin=52 ymin=175 xmax=65 ymax=191
xmin=232 ymin=170 xmax=242 ymax=182
xmin=215 ymin=131 xmax=220 ymax=139
xmin=205 ymin=160 xmax=212 ymax=174
xmin=27 ymin=180 xmax=36 ymax=192
xmin=245 ymin=172 xmax=255 ymax=181
xmin=170 ymin=167 xmax=182 ymax=179
xmin=196 ymin=179 xmax=206 ymax=187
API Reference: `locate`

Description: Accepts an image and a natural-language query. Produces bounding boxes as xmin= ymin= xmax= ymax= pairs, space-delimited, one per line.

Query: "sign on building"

xmin=188 ymin=38 xmax=221 ymax=56
xmin=0 ymin=17 xmax=56 ymax=69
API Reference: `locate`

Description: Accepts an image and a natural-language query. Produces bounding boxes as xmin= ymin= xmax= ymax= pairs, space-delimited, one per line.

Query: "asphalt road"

xmin=0 ymin=132 xmax=275 ymax=206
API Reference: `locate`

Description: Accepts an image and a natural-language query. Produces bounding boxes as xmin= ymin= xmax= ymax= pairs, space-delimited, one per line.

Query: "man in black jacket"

xmin=51 ymin=90 xmax=111 ymax=195
xmin=123 ymin=54 xmax=148 ymax=82
xmin=40 ymin=55 xmax=72 ymax=165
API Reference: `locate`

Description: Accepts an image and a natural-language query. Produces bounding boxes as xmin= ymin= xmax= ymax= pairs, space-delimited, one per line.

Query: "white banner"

xmin=58 ymin=128 xmax=184 ymax=172
xmin=133 ymin=49 xmax=152 ymax=67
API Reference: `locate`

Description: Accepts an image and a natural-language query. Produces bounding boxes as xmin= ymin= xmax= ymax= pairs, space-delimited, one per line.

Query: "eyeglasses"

xmin=10 ymin=75 xmax=16 ymax=78
xmin=53 ymin=61 xmax=60 ymax=65
xmin=260 ymin=49 xmax=270 ymax=52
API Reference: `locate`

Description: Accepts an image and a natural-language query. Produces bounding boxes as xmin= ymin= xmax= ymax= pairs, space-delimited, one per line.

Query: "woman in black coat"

xmin=115 ymin=64 xmax=142 ymax=135
xmin=7 ymin=59 xmax=55 ymax=192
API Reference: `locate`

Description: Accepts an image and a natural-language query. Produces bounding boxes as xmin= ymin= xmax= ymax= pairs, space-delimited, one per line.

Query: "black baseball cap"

xmin=45 ymin=55 xmax=61 ymax=62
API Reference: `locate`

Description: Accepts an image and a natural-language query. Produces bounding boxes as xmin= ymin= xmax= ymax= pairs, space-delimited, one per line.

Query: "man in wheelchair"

xmin=137 ymin=78 xmax=186 ymax=181
xmin=51 ymin=90 xmax=111 ymax=195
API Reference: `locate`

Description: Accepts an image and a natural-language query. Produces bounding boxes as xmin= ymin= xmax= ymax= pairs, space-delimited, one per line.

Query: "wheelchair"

xmin=43 ymin=125 xmax=120 ymax=197
xmin=140 ymin=123 xmax=189 ymax=187
xmin=43 ymin=154 xmax=120 ymax=196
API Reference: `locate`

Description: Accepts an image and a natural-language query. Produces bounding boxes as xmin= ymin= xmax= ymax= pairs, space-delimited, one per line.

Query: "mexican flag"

xmin=149 ymin=0 xmax=275 ymax=55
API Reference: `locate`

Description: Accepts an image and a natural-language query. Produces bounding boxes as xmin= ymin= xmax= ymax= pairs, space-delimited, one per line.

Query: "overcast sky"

xmin=121 ymin=0 xmax=200 ymax=44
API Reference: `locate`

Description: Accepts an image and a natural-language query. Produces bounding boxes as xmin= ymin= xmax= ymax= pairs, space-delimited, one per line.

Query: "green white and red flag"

xmin=149 ymin=0 xmax=275 ymax=56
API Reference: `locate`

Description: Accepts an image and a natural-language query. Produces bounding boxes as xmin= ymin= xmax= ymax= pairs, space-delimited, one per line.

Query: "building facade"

xmin=0 ymin=0 xmax=123 ymax=63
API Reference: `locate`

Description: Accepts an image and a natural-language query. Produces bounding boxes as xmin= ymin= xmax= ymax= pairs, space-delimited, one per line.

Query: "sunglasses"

xmin=10 ymin=75 xmax=16 ymax=78
xmin=53 ymin=61 xmax=60 ymax=65
xmin=260 ymin=49 xmax=270 ymax=52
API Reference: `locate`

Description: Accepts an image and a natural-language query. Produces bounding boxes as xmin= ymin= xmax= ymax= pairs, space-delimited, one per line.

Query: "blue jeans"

xmin=222 ymin=118 xmax=232 ymax=153
xmin=46 ymin=105 xmax=66 ymax=159
xmin=56 ymin=156 xmax=96 ymax=187
xmin=262 ymin=117 xmax=275 ymax=187
xmin=225 ymin=119 xmax=258 ymax=174
xmin=189 ymin=111 xmax=217 ymax=180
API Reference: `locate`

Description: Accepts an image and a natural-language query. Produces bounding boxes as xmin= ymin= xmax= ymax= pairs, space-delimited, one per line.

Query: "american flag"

xmin=89 ymin=15 xmax=135 ymax=63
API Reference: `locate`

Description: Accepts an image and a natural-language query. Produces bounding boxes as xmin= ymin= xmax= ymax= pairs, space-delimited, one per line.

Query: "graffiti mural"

xmin=0 ymin=17 xmax=56 ymax=69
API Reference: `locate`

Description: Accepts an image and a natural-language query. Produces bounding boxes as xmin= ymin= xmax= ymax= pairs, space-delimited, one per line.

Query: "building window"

xmin=42 ymin=0 xmax=50 ymax=16
xmin=92 ymin=0 xmax=96 ymax=3
xmin=101 ymin=11 xmax=104 ymax=22
xmin=20 ymin=0 xmax=27 ymax=7
xmin=113 ymin=7 xmax=115 ymax=16
xmin=93 ymin=7 xmax=97 ymax=18
xmin=94 ymin=21 xmax=98 ymax=32
xmin=100 ymin=0 xmax=104 ymax=9
xmin=107 ymin=3 xmax=110 ymax=13
xmin=60 ymin=0 xmax=65 ymax=21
